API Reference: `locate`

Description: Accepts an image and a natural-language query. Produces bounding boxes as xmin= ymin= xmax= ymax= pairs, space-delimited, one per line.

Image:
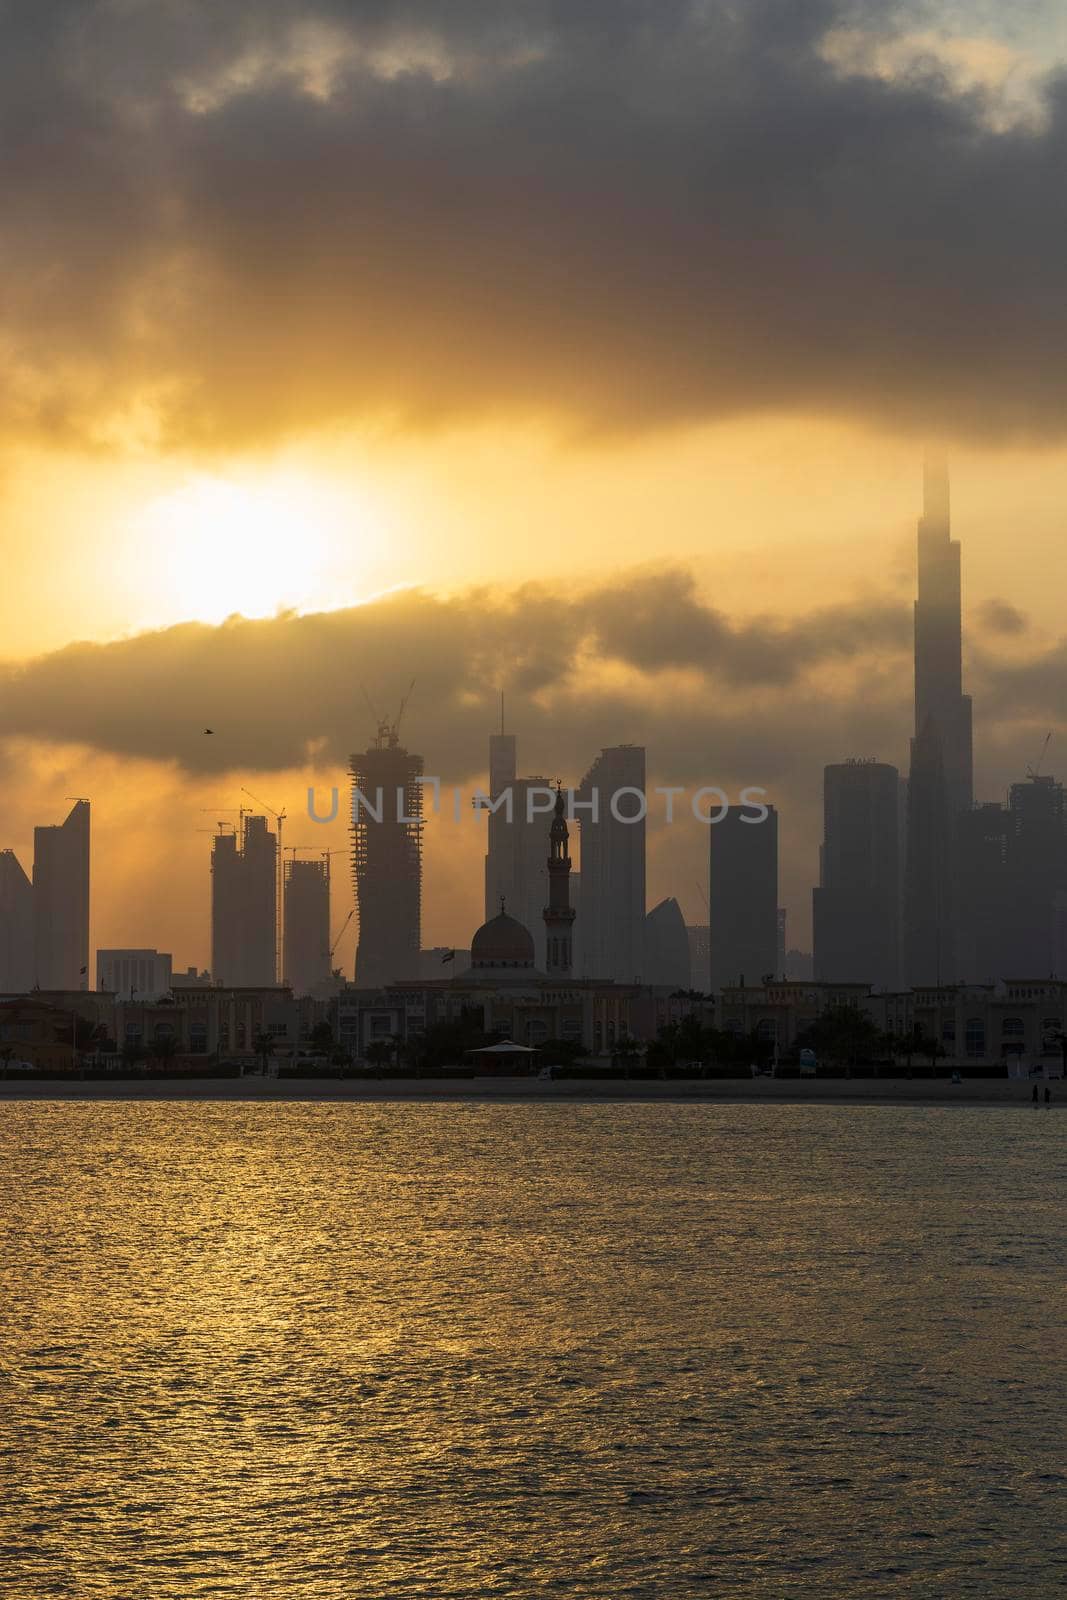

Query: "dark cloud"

xmin=0 ymin=570 xmax=912 ymax=783
xmin=976 ymin=597 xmax=1027 ymax=635
xmin=1 ymin=0 xmax=1065 ymax=447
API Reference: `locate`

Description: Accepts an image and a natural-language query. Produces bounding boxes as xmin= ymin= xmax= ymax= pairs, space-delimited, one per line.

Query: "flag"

xmin=441 ymin=949 xmax=455 ymax=964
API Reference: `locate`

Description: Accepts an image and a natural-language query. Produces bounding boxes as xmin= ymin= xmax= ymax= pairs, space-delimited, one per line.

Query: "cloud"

xmin=1 ymin=0 xmax=1066 ymax=449
xmin=0 ymin=570 xmax=915 ymax=784
xmin=977 ymin=597 xmax=1027 ymax=634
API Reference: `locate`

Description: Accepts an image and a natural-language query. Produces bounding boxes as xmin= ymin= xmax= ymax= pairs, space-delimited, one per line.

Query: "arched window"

xmin=965 ymin=1018 xmax=985 ymax=1058
xmin=1002 ymin=1017 xmax=1025 ymax=1037
xmin=755 ymin=1018 xmax=777 ymax=1042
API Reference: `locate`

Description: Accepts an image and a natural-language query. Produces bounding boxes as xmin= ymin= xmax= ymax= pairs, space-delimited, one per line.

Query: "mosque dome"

xmin=470 ymin=909 xmax=536 ymax=969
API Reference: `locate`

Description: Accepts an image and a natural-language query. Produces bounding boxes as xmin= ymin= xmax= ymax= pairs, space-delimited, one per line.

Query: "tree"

xmin=794 ymin=1005 xmax=882 ymax=1071
xmin=121 ymin=1037 xmax=148 ymax=1068
xmin=150 ymin=1032 xmax=180 ymax=1069
xmin=309 ymin=1020 xmax=334 ymax=1051
xmin=252 ymin=1032 xmax=276 ymax=1075
xmin=1051 ymin=1031 xmax=1067 ymax=1079
xmin=364 ymin=1039 xmax=394 ymax=1071
xmin=613 ymin=1032 xmax=642 ymax=1078
xmin=0 ymin=1047 xmax=13 ymax=1079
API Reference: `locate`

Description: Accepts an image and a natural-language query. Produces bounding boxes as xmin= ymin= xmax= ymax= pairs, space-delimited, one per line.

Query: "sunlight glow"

xmin=130 ymin=471 xmax=374 ymax=625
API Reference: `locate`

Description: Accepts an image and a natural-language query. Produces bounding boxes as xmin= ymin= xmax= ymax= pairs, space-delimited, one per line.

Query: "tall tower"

xmin=543 ymin=784 xmax=576 ymax=975
xmin=211 ymin=814 xmax=277 ymax=987
xmin=33 ymin=799 xmax=90 ymax=990
xmin=576 ymin=745 xmax=646 ymax=981
xmin=813 ymin=760 xmax=900 ymax=989
xmin=283 ymin=856 xmax=331 ymax=996
xmin=709 ymin=805 xmax=778 ymax=988
xmin=350 ymin=713 xmax=423 ymax=988
xmin=914 ymin=454 xmax=973 ymax=814
xmin=906 ymin=454 xmax=972 ymax=983
xmin=0 ymin=849 xmax=34 ymax=992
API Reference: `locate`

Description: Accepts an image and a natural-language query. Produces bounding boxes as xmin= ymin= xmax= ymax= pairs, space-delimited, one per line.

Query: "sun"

xmin=130 ymin=470 xmax=365 ymax=625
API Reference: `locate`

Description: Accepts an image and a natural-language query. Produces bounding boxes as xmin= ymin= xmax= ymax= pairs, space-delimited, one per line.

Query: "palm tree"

xmin=252 ymin=1032 xmax=276 ymax=1076
xmin=150 ymin=1032 xmax=180 ymax=1071
xmin=121 ymin=1037 xmax=148 ymax=1069
xmin=365 ymin=1039 xmax=394 ymax=1072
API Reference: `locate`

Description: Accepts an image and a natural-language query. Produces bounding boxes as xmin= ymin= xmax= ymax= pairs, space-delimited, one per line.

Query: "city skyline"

xmin=2 ymin=445 xmax=1066 ymax=986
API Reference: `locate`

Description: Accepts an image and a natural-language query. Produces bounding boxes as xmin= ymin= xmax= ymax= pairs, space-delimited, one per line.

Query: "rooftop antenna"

xmin=501 ymin=689 xmax=505 ymax=735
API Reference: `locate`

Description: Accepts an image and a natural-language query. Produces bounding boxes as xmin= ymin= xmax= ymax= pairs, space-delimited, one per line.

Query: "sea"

xmin=0 ymin=1100 xmax=1063 ymax=1598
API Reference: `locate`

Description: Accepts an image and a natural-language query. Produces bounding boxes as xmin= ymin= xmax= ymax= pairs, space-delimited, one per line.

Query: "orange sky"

xmin=2 ymin=2 xmax=1066 ymax=967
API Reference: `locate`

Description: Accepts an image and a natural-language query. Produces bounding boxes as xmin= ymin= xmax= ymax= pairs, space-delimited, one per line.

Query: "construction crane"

xmin=200 ymin=806 xmax=249 ymax=833
xmin=1027 ymin=731 xmax=1053 ymax=780
xmin=241 ymin=788 xmax=287 ymax=981
xmin=361 ymin=678 xmax=416 ymax=749
xmin=330 ymin=908 xmax=355 ymax=956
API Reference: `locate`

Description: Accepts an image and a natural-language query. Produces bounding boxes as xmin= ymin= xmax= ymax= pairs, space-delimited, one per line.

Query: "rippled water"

xmin=0 ymin=1101 xmax=1063 ymax=1598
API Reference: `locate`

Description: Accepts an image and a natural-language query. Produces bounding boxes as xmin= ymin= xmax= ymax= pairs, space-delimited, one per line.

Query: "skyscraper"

xmin=211 ymin=814 xmax=277 ymax=986
xmin=813 ymin=760 xmax=900 ymax=988
xmin=543 ymin=785 xmax=576 ymax=975
xmin=351 ymin=721 xmax=423 ymax=987
xmin=956 ymin=801 xmax=1013 ymax=983
xmin=1005 ymin=773 xmax=1067 ymax=976
xmin=284 ymin=856 xmax=331 ymax=996
xmin=913 ymin=455 xmax=973 ymax=815
xmin=483 ymin=735 xmax=553 ymax=970
xmin=905 ymin=456 xmax=972 ymax=984
xmin=645 ymin=897 xmax=691 ymax=988
xmin=0 ymin=849 xmax=34 ymax=992
xmin=575 ymin=745 xmax=646 ymax=981
xmin=32 ymin=799 xmax=90 ymax=990
xmin=709 ymin=806 xmax=778 ymax=988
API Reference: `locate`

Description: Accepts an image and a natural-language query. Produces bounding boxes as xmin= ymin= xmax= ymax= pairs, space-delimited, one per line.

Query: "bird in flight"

xmin=203 ymin=728 xmax=214 ymax=735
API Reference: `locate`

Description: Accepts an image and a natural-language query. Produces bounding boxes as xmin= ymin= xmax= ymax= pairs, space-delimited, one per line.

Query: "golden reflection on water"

xmin=0 ymin=1102 xmax=1063 ymax=1597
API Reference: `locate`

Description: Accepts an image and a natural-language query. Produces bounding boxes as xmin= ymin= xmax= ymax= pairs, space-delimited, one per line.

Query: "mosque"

xmin=334 ymin=786 xmax=644 ymax=1059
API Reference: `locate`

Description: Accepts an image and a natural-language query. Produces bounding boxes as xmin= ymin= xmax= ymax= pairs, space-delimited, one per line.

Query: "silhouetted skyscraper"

xmin=484 ymin=745 xmax=552 ymax=970
xmin=1006 ymin=773 xmax=1067 ymax=975
xmin=211 ymin=814 xmax=277 ymax=986
xmin=956 ymin=801 xmax=1012 ymax=983
xmin=0 ymin=849 xmax=34 ymax=992
xmin=576 ymin=745 xmax=646 ymax=981
xmin=284 ymin=856 xmax=331 ymax=996
xmin=351 ymin=722 xmax=422 ymax=987
xmin=709 ymin=806 xmax=778 ymax=988
xmin=645 ymin=897 xmax=691 ymax=988
xmin=33 ymin=799 xmax=90 ymax=989
xmin=905 ymin=456 xmax=972 ymax=983
xmin=814 ymin=760 xmax=900 ymax=988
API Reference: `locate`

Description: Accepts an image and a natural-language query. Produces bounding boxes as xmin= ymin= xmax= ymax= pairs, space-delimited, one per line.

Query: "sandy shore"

xmin=0 ymin=1075 xmax=1056 ymax=1107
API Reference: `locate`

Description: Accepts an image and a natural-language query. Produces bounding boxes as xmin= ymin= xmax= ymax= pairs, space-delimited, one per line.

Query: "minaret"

xmin=543 ymin=784 xmax=576 ymax=976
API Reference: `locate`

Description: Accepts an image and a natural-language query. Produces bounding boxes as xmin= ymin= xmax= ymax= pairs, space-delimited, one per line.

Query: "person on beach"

xmin=1032 ymin=1084 xmax=1039 ymax=1105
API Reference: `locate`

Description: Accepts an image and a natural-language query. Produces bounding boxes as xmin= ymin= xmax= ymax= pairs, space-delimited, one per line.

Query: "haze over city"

xmin=1 ymin=0 xmax=1066 ymax=971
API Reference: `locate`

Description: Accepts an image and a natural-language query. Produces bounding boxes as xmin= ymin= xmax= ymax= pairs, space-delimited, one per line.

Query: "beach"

xmin=0 ymin=1074 xmax=1054 ymax=1107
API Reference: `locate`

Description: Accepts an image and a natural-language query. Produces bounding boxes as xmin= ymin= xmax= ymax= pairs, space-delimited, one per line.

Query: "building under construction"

xmin=350 ymin=691 xmax=423 ymax=987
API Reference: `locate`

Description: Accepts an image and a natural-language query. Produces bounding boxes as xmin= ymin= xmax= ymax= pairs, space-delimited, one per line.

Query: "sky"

xmin=1 ymin=0 xmax=1066 ymax=969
